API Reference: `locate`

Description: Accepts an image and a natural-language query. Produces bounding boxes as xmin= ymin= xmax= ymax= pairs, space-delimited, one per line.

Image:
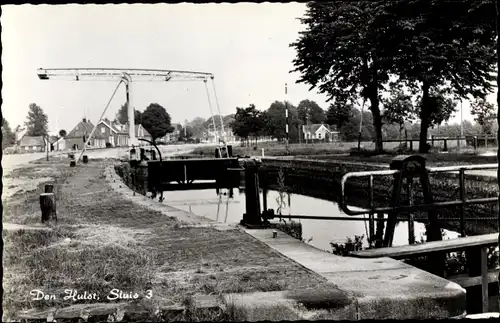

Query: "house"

xmin=48 ymin=135 xmax=59 ymax=151
xmin=95 ymin=119 xmax=153 ymax=147
xmin=95 ymin=118 xmax=129 ymax=147
xmin=158 ymin=123 xmax=181 ymax=143
xmin=302 ymin=123 xmax=340 ymax=142
xmin=54 ymin=136 xmax=66 ymax=151
xmin=19 ymin=135 xmax=46 ymax=152
xmin=65 ymin=118 xmax=106 ymax=150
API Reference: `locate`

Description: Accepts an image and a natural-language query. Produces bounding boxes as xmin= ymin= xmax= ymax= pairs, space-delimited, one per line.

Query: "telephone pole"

xmin=285 ymin=83 xmax=289 ymax=154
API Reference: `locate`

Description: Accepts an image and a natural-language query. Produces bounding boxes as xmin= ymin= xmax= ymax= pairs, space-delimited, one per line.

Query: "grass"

xmin=3 ymin=156 xmax=336 ymax=322
xmin=189 ymin=141 xmax=374 ymax=157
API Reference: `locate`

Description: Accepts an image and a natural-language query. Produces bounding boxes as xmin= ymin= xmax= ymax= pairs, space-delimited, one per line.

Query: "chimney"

xmin=82 ymin=118 xmax=87 ymax=123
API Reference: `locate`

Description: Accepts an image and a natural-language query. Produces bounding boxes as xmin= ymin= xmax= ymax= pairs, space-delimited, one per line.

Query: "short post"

xmin=466 ymin=246 xmax=488 ymax=312
xmin=40 ymin=193 xmax=57 ymax=223
xmin=473 ymin=136 xmax=478 ymax=150
xmin=375 ymin=212 xmax=385 ymax=248
xmin=44 ymin=184 xmax=54 ymax=193
xmin=431 ymin=135 xmax=435 ymax=147
xmin=82 ymin=155 xmax=88 ymax=164
xmin=457 ymin=136 xmax=460 ymax=151
xmin=241 ymin=159 xmax=262 ymax=227
xmin=409 ymin=140 xmax=413 ymax=151
xmin=262 ymin=188 xmax=268 ymax=212
xmin=70 ymin=161 xmax=76 ymax=167
xmin=368 ymin=213 xmax=375 ymax=246
xmin=261 ymin=148 xmax=265 ymax=157
xmin=443 ymin=138 xmax=448 ymax=151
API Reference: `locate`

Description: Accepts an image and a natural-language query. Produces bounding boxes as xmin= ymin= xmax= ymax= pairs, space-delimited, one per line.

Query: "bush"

xmin=106 ymin=142 xmax=112 ymax=148
xmin=330 ymin=235 xmax=364 ymax=256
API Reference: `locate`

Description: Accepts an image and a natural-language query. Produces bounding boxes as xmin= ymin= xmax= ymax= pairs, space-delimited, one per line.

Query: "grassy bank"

xmin=3 ymin=157 xmax=336 ymax=321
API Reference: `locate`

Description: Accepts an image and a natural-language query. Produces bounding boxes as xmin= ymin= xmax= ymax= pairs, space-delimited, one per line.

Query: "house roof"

xmin=66 ymin=119 xmax=105 ymax=139
xmin=20 ymin=135 xmax=45 ymax=146
xmin=48 ymin=135 xmax=59 ymax=144
xmin=100 ymin=118 xmax=126 ymax=134
xmin=303 ymin=124 xmax=330 ymax=133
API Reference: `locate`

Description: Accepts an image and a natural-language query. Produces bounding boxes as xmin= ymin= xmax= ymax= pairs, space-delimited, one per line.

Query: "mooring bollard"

xmin=70 ymin=161 xmax=76 ymax=167
xmin=241 ymin=159 xmax=262 ymax=227
xmin=82 ymin=155 xmax=88 ymax=164
xmin=273 ymin=230 xmax=278 ymax=238
xmin=44 ymin=184 xmax=54 ymax=193
xmin=40 ymin=192 xmax=57 ymax=223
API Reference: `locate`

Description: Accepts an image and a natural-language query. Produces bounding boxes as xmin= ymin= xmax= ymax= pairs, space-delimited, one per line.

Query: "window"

xmin=318 ymin=133 xmax=322 ymax=139
xmin=101 ymin=127 xmax=105 ymax=134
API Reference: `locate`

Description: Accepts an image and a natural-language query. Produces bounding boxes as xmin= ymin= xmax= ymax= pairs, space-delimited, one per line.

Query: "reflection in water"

xmin=161 ymin=188 xmax=459 ymax=253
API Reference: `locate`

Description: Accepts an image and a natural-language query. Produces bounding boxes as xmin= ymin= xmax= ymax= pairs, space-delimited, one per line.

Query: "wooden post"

xmin=40 ymin=193 xmax=57 ymax=223
xmin=443 ymin=138 xmax=448 ymax=151
xmin=82 ymin=155 xmax=88 ymax=164
xmin=44 ymin=184 xmax=54 ymax=193
xmin=70 ymin=161 xmax=76 ymax=167
xmin=241 ymin=159 xmax=262 ymax=227
xmin=375 ymin=213 xmax=385 ymax=248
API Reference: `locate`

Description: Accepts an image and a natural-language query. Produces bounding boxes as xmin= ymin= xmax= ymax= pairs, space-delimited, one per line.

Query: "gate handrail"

xmin=340 ymin=163 xmax=498 ymax=217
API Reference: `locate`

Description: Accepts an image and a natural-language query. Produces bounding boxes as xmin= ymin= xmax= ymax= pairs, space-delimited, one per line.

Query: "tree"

xmin=263 ymin=101 xmax=299 ymax=142
xmin=188 ymin=117 xmax=207 ymax=138
xmin=232 ymin=104 xmax=265 ymax=145
xmin=141 ymin=103 xmax=174 ymax=142
xmin=291 ymin=2 xmax=396 ymax=153
xmin=297 ymin=99 xmax=325 ymax=125
xmin=325 ymin=98 xmax=352 ymax=131
xmin=25 ymin=103 xmax=48 ymax=137
xmin=2 ymin=117 xmax=16 ymax=148
xmin=425 ymin=88 xmax=458 ymax=129
xmin=178 ymin=125 xmax=194 ymax=141
xmin=115 ymin=103 xmax=143 ymax=125
xmin=471 ymin=98 xmax=497 ymax=134
xmin=382 ymin=87 xmax=415 ymax=139
xmin=383 ymin=0 xmax=496 ymax=153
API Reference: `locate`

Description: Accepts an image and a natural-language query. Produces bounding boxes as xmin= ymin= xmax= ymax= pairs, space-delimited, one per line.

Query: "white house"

xmin=302 ymin=124 xmax=339 ymax=142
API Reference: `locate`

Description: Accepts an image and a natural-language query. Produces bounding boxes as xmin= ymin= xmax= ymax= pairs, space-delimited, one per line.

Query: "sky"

xmin=1 ymin=3 xmax=496 ymax=135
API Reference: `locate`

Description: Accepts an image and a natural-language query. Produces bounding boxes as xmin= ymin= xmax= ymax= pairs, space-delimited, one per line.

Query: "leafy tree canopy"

xmin=25 ymin=103 xmax=48 ymax=137
xmin=115 ymin=103 xmax=143 ymax=125
xmin=471 ymin=98 xmax=497 ymax=134
xmin=141 ymin=103 xmax=174 ymax=142
xmin=297 ymin=99 xmax=325 ymax=125
xmin=2 ymin=117 xmax=16 ymax=148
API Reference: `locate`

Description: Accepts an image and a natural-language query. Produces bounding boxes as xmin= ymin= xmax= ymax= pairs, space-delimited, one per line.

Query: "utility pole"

xmin=285 ymin=83 xmax=289 ymax=154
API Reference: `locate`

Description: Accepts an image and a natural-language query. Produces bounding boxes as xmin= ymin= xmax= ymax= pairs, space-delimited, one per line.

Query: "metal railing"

xmin=340 ymin=163 xmax=498 ymax=238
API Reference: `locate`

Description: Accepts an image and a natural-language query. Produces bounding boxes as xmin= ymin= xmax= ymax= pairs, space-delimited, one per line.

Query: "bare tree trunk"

xmin=419 ymin=81 xmax=431 ymax=153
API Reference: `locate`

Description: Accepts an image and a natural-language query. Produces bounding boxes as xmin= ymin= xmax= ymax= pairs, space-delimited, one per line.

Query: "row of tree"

xmin=291 ymin=1 xmax=497 ymax=153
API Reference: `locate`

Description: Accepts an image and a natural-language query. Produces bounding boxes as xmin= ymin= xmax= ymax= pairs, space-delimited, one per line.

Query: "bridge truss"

xmin=37 ymin=68 xmax=228 ymax=162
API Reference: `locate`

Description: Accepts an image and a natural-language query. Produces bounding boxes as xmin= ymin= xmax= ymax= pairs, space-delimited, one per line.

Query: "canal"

xmin=161 ymin=187 xmax=460 ymax=252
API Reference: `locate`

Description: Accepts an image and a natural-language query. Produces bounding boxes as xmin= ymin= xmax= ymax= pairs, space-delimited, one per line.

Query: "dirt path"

xmin=3 ymin=157 xmax=337 ymax=321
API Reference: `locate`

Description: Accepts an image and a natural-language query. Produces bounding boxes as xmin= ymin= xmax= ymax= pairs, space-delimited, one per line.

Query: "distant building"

xmin=19 ymin=135 xmax=46 ymax=152
xmin=65 ymin=118 xmax=106 ymax=150
xmin=302 ymin=124 xmax=339 ymax=142
xmin=158 ymin=123 xmax=181 ymax=143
